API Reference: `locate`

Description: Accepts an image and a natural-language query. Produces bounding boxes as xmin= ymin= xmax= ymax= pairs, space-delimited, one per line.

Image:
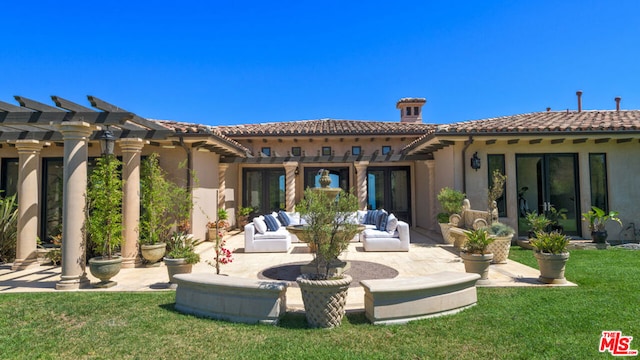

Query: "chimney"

xmin=615 ymin=96 xmax=621 ymax=112
xmin=546 ymin=107 xmax=551 ymax=112
xmin=396 ymin=97 xmax=427 ymax=123
xmin=576 ymin=90 xmax=583 ymax=112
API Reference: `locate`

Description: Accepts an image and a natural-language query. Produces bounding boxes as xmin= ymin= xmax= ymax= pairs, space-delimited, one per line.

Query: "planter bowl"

xmin=296 ymin=274 xmax=352 ymax=328
xmin=534 ymin=252 xmax=570 ymax=284
xmin=164 ymin=257 xmax=193 ymax=284
xmin=141 ymin=243 xmax=166 ymax=266
xmin=88 ymin=256 xmax=123 ymax=288
xmin=460 ymin=252 xmax=493 ymax=285
xmin=486 ymin=235 xmax=513 ymax=264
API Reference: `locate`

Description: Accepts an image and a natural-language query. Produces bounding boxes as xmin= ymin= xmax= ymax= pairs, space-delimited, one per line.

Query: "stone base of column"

xmin=121 ymin=256 xmax=141 ymax=269
xmin=11 ymin=257 xmax=39 ymax=271
xmin=56 ymin=275 xmax=90 ymax=290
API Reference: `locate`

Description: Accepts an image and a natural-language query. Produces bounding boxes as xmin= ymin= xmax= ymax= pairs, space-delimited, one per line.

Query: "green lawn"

xmin=1 ymin=247 xmax=638 ymax=359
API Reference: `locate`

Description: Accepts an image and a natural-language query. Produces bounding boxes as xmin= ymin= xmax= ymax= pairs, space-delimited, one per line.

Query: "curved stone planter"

xmin=88 ymin=256 xmax=123 ymax=288
xmin=439 ymin=223 xmax=454 ymax=245
xmin=460 ymin=252 xmax=493 ymax=285
xmin=296 ymin=274 xmax=352 ymax=328
xmin=535 ymin=252 xmax=569 ymax=284
xmin=141 ymin=243 xmax=166 ymax=266
xmin=486 ymin=235 xmax=513 ymax=264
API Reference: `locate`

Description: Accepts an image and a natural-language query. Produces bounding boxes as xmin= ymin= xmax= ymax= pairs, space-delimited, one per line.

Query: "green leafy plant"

xmin=530 ymin=231 xmax=570 ymax=254
xmin=86 ymin=155 xmax=123 ymax=259
xmin=0 ymin=194 xmax=18 ymax=263
xmin=165 ymin=232 xmax=202 ymax=264
xmin=295 ymin=187 xmax=360 ymax=280
xmin=487 ymin=222 xmax=515 ymax=237
xmin=581 ymin=206 xmax=622 ymax=232
xmin=436 ymin=187 xmax=465 ymax=223
xmin=140 ymin=153 xmax=192 ymax=245
xmin=238 ymin=206 xmax=253 ymax=217
xmin=525 ymin=212 xmax=552 ymax=235
xmin=462 ymin=228 xmax=494 ymax=254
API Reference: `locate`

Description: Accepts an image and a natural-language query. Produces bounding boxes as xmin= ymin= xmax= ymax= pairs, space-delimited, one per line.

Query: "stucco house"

xmin=1 ymin=93 xmax=638 ymax=290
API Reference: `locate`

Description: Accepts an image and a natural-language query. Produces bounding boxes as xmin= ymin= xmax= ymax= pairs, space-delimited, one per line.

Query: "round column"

xmin=218 ymin=163 xmax=229 ymax=211
xmin=119 ymin=138 xmax=144 ymax=268
xmin=354 ymin=161 xmax=369 ymax=210
xmin=12 ymin=140 xmax=44 ymax=270
xmin=56 ymin=121 xmax=93 ymax=290
xmin=283 ymin=162 xmax=298 ymax=211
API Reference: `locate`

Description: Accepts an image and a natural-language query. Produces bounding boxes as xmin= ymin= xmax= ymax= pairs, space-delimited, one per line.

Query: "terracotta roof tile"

xmin=153 ymin=120 xmax=249 ymax=153
xmin=215 ymin=118 xmax=436 ymax=137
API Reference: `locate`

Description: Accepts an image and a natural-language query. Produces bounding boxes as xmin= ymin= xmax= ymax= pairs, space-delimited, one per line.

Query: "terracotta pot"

xmin=141 ymin=243 xmax=166 ymax=265
xmin=88 ymin=256 xmax=123 ymax=288
xmin=460 ymin=252 xmax=493 ymax=285
xmin=296 ymin=274 xmax=352 ymax=328
xmin=535 ymin=252 xmax=569 ymax=284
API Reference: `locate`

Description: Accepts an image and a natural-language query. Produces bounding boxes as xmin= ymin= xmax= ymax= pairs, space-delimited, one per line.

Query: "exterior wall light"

xmin=470 ymin=152 xmax=481 ymax=171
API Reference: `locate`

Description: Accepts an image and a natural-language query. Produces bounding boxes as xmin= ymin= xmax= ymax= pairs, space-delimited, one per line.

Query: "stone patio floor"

xmin=0 ymin=228 xmax=576 ymax=311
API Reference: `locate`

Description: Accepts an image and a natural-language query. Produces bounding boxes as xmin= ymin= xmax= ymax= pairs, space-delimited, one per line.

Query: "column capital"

xmin=354 ymin=161 xmax=370 ymax=168
xmin=57 ymin=121 xmax=95 ymax=139
xmin=283 ymin=161 xmax=299 ymax=170
xmin=218 ymin=163 xmax=229 ymax=171
xmin=14 ymin=139 xmax=45 ymax=152
xmin=118 ymin=138 xmax=145 ymax=152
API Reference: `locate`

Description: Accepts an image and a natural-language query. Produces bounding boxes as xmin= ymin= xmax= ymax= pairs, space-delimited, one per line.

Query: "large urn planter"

xmin=141 ymin=243 xmax=167 ymax=266
xmin=88 ymin=256 xmax=123 ymax=288
xmin=296 ymin=274 xmax=352 ymax=328
xmin=164 ymin=257 xmax=193 ymax=284
xmin=534 ymin=252 xmax=569 ymax=284
xmin=439 ymin=223 xmax=454 ymax=245
xmin=460 ymin=252 xmax=493 ymax=285
xmin=486 ymin=235 xmax=513 ymax=264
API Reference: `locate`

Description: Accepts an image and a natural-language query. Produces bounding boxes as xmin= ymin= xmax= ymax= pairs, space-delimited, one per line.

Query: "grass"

xmin=1 ymin=247 xmax=639 ymax=359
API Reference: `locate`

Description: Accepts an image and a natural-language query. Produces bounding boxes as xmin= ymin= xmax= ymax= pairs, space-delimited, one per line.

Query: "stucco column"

xmin=56 ymin=121 xmax=93 ymax=290
xmin=426 ymin=160 xmax=436 ymax=230
xmin=218 ymin=163 xmax=229 ymax=211
xmin=119 ymin=138 xmax=144 ymax=268
xmin=283 ymin=162 xmax=298 ymax=211
xmin=354 ymin=161 xmax=369 ymax=210
xmin=12 ymin=140 xmax=44 ymax=270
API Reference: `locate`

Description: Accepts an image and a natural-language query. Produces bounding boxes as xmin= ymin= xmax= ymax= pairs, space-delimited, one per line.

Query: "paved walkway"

xmin=0 ymin=229 xmax=575 ymax=311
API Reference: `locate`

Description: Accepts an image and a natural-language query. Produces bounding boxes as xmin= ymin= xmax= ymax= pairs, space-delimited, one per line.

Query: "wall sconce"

xmin=470 ymin=152 xmax=481 ymax=171
xmin=294 ymin=167 xmax=299 ymax=175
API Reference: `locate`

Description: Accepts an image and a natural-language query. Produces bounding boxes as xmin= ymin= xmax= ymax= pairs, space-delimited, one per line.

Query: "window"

xmin=487 ymin=154 xmax=506 ymax=217
xmin=351 ymin=146 xmax=361 ymax=156
xmin=243 ymin=168 xmax=285 ymax=215
xmin=291 ymin=147 xmax=301 ymax=156
xmin=322 ymin=146 xmax=331 ymax=156
xmin=1 ymin=158 xmax=18 ymax=198
xmin=261 ymin=147 xmax=271 ymax=156
xmin=381 ymin=146 xmax=391 ymax=155
xmin=414 ymin=107 xmax=419 ymax=115
xmin=406 ymin=107 xmax=412 ymax=116
xmin=589 ymin=153 xmax=608 ymax=212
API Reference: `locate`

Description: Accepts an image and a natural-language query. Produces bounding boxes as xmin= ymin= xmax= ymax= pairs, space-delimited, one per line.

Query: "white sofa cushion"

xmin=364 ymin=228 xmax=399 ymax=238
xmin=386 ymin=213 xmax=398 ymax=234
xmin=254 ymin=227 xmax=290 ymax=239
xmin=253 ymin=216 xmax=267 ymax=234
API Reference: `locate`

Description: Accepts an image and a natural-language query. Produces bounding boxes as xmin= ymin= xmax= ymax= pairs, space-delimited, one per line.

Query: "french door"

xmin=242 ymin=168 xmax=285 ymax=216
xmin=516 ymin=154 xmax=581 ymax=236
xmin=366 ymin=166 xmax=411 ymax=225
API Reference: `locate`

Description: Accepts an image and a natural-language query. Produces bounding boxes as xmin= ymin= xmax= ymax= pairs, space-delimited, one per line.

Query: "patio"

xmin=0 ymin=229 xmax=575 ymax=311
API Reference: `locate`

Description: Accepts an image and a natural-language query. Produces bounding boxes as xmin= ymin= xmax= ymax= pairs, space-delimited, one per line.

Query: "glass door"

xmin=366 ymin=166 xmax=411 ymax=225
xmin=242 ymin=168 xmax=285 ymax=216
xmin=516 ymin=154 xmax=580 ymax=237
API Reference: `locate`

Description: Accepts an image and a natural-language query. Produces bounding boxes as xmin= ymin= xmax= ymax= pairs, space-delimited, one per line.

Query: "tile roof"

xmin=214 ymin=118 xmax=436 ymax=137
xmin=153 ymin=119 xmax=249 ymax=154
xmin=403 ymin=110 xmax=640 ymax=153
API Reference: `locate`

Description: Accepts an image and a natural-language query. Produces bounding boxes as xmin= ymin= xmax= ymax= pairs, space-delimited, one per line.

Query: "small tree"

xmin=437 ymin=187 xmax=465 ymax=223
xmin=86 ymin=155 xmax=123 ymax=259
xmin=0 ymin=194 xmax=18 ymax=263
xmin=296 ymin=187 xmax=359 ymax=280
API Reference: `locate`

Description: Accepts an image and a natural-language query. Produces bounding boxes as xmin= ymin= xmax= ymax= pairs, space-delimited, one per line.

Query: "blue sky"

xmin=2 ymin=1 xmax=639 ymax=125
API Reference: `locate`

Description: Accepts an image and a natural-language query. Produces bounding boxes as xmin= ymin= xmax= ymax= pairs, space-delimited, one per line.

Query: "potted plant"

xmin=460 ymin=228 xmax=494 ymax=285
xmin=530 ymin=231 xmax=570 ymax=284
xmin=139 ymin=153 xmax=192 ymax=266
xmin=436 ymin=187 xmax=465 ymax=244
xmin=236 ymin=206 xmax=253 ymax=230
xmin=518 ymin=212 xmax=552 ymax=249
xmin=581 ymin=206 xmax=622 ymax=244
xmin=486 ymin=222 xmax=515 ymax=264
xmin=217 ymin=208 xmax=229 ymax=233
xmin=164 ymin=232 xmax=202 ymax=285
xmin=294 ymin=184 xmax=361 ymax=328
xmin=86 ymin=155 xmax=124 ymax=288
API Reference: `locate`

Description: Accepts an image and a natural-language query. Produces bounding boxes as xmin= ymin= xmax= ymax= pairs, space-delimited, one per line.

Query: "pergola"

xmin=0 ymin=95 xmax=176 ymax=289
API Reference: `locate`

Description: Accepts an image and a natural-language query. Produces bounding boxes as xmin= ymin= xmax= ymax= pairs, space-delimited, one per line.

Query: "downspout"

xmin=461 ymin=136 xmax=474 ymax=194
